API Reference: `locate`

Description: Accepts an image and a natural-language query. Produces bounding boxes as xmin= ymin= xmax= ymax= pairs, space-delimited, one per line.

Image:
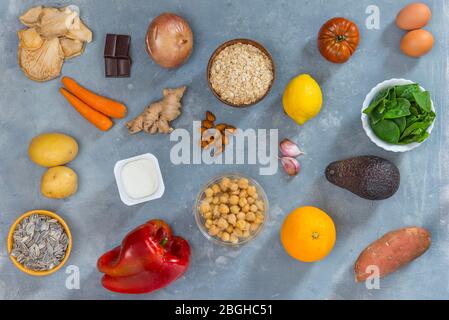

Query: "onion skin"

xmin=146 ymin=13 xmax=193 ymax=69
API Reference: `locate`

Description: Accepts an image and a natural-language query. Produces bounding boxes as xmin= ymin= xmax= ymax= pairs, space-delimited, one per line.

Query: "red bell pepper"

xmin=97 ymin=219 xmax=190 ymax=294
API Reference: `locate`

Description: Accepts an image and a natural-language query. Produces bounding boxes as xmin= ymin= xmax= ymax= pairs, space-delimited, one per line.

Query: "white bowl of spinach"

xmin=361 ymin=79 xmax=436 ymax=152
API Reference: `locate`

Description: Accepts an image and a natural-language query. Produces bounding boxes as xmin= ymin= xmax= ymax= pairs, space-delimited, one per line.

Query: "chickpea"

xmin=221 ymin=232 xmax=230 ymax=242
xmin=212 ymin=184 xmax=221 ymax=194
xmin=233 ymin=228 xmax=243 ymax=237
xmin=213 ymin=206 xmax=220 ymax=218
xmin=247 ymin=186 xmax=257 ymax=196
xmin=250 ymin=223 xmax=260 ymax=232
xmin=230 ymin=205 xmax=240 ymax=214
xmin=220 ymin=177 xmax=230 ymax=191
xmin=229 ymin=195 xmax=239 ymax=205
xmin=246 ymin=212 xmax=256 ymax=222
xmin=219 ymin=194 xmax=229 ymax=204
xmin=201 ymin=176 xmax=266 ymax=243
xmin=204 ymin=197 xmax=213 ymax=204
xmin=217 ymin=217 xmax=228 ymax=230
xmin=204 ymin=188 xmax=214 ymax=198
xmin=219 ymin=203 xmax=230 ymax=214
xmin=242 ymin=230 xmax=250 ymax=239
xmin=238 ymin=178 xmax=249 ymax=189
xmin=236 ymin=219 xmax=247 ymax=230
xmin=203 ymin=211 xmax=212 ymax=219
xmin=238 ymin=197 xmax=247 ymax=208
xmin=255 ymin=200 xmax=264 ymax=211
xmin=200 ymin=201 xmax=211 ymax=214
xmin=227 ymin=214 xmax=237 ymax=226
xmin=255 ymin=216 xmax=264 ymax=224
xmin=208 ymin=225 xmax=219 ymax=236
xmin=230 ymin=183 xmax=239 ymax=192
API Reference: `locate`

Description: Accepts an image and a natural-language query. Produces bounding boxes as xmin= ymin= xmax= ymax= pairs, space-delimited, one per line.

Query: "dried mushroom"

xmin=18 ymin=28 xmax=43 ymax=50
xmin=37 ymin=7 xmax=78 ymax=38
xmin=19 ymin=6 xmax=43 ymax=27
xmin=19 ymin=38 xmax=64 ymax=82
xmin=67 ymin=18 xmax=92 ymax=43
xmin=17 ymin=5 xmax=93 ymax=82
xmin=60 ymin=38 xmax=84 ymax=59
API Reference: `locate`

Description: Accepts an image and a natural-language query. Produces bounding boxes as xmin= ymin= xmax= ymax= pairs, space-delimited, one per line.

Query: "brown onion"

xmin=146 ymin=13 xmax=193 ymax=69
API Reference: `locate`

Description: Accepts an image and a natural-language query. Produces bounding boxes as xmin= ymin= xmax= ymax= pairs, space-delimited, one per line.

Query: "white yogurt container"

xmin=114 ymin=153 xmax=165 ymax=206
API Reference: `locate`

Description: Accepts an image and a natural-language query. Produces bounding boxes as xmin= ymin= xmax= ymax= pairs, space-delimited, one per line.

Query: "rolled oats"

xmin=210 ymin=43 xmax=274 ymax=105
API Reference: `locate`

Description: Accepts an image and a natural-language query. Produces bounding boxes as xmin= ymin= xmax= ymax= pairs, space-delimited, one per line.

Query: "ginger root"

xmin=126 ymin=86 xmax=186 ymax=134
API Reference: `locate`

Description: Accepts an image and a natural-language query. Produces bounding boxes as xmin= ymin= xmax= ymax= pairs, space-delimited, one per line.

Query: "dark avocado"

xmin=325 ymin=156 xmax=400 ymax=200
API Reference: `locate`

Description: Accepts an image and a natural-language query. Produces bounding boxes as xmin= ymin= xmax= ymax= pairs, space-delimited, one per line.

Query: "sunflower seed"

xmin=10 ymin=214 xmax=69 ymax=271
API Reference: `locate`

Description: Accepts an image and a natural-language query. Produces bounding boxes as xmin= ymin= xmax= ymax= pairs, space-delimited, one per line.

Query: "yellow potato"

xmin=29 ymin=133 xmax=78 ymax=167
xmin=41 ymin=166 xmax=78 ymax=199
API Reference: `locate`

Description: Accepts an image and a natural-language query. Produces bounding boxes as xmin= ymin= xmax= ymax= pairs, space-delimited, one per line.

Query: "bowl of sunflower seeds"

xmin=8 ymin=210 xmax=72 ymax=276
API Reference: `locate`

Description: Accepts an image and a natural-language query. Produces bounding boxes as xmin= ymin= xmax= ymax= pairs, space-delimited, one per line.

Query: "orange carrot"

xmin=62 ymin=77 xmax=127 ymax=119
xmin=60 ymin=88 xmax=114 ymax=132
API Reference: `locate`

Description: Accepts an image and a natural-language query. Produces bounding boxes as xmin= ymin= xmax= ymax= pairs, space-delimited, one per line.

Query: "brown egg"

xmin=400 ymin=29 xmax=434 ymax=58
xmin=396 ymin=3 xmax=432 ymax=30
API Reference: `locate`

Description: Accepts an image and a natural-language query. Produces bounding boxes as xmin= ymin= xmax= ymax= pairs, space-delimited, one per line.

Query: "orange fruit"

xmin=280 ymin=206 xmax=336 ymax=262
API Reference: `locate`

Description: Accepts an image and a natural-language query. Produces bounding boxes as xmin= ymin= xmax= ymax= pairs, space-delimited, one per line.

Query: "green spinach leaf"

xmin=363 ymin=88 xmax=389 ymax=114
xmin=371 ymin=119 xmax=400 ymax=144
xmin=395 ymin=84 xmax=421 ymax=101
xmin=412 ymin=91 xmax=432 ymax=113
xmin=369 ymin=108 xmax=384 ymax=125
xmin=384 ymin=98 xmax=411 ymax=119
xmin=393 ymin=117 xmax=407 ymax=133
xmin=400 ymin=121 xmax=432 ymax=140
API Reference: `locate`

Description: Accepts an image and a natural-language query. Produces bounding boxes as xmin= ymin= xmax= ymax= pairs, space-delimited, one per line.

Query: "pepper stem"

xmin=160 ymin=237 xmax=169 ymax=247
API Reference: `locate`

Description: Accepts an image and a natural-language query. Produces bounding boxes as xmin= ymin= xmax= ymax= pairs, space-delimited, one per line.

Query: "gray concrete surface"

xmin=0 ymin=0 xmax=448 ymax=300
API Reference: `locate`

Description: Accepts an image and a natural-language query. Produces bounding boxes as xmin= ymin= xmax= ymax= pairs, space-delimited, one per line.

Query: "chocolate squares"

xmin=104 ymin=34 xmax=131 ymax=77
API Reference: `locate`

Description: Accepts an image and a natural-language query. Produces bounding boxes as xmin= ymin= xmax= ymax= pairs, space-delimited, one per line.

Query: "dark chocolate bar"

xmin=104 ymin=34 xmax=131 ymax=77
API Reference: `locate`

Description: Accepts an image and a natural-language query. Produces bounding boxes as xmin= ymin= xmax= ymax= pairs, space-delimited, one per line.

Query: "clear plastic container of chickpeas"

xmin=194 ymin=173 xmax=269 ymax=246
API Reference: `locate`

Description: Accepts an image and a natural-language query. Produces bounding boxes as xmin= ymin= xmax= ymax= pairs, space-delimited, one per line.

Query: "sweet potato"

xmin=354 ymin=227 xmax=431 ymax=282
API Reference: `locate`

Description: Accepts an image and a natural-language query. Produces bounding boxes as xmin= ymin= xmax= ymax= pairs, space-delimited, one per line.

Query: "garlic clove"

xmin=279 ymin=138 xmax=304 ymax=158
xmin=280 ymin=157 xmax=301 ymax=176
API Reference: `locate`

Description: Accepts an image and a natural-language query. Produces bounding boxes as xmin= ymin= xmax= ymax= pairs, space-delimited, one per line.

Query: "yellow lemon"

xmin=282 ymin=74 xmax=323 ymax=125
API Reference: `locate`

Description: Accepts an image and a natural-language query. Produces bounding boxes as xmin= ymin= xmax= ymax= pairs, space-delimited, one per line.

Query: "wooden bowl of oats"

xmin=7 ymin=210 xmax=72 ymax=276
xmin=207 ymin=39 xmax=275 ymax=108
